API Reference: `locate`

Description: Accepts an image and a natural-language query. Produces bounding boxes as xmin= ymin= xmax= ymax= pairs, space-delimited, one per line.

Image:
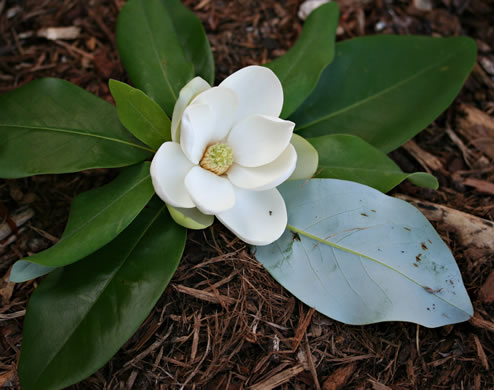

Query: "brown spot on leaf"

xmin=424 ymin=286 xmax=443 ymax=294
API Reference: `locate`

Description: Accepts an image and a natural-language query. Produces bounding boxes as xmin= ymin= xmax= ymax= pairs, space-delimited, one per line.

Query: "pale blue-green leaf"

xmin=9 ymin=262 xmax=56 ymax=283
xmin=255 ymin=179 xmax=473 ymax=327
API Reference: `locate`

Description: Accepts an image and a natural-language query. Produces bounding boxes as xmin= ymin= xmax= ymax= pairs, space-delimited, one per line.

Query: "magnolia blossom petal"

xmin=190 ymin=86 xmax=238 ymax=140
xmin=288 ymin=134 xmax=319 ymax=180
xmin=184 ymin=166 xmax=235 ymax=215
xmin=217 ymin=187 xmax=287 ymax=245
xmin=180 ymin=104 xmax=214 ymax=164
xmin=227 ymin=114 xmax=295 ymax=167
xmin=166 ymin=205 xmax=214 ymax=230
xmin=219 ymin=65 xmax=283 ymax=121
xmin=171 ymin=77 xmax=211 ymax=142
xmin=227 ymin=144 xmax=297 ymax=191
xmin=151 ymin=142 xmax=195 ymax=208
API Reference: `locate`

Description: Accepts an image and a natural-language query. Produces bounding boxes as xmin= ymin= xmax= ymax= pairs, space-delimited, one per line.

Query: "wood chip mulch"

xmin=1 ymin=0 xmax=493 ymax=388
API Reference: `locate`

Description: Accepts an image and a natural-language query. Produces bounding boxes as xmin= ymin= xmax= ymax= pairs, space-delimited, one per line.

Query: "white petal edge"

xmin=227 ymin=114 xmax=295 ymax=167
xmin=151 ymin=142 xmax=195 ymax=208
xmin=190 ymin=86 xmax=238 ymax=141
xmin=288 ymin=134 xmax=319 ymax=180
xmin=184 ymin=166 xmax=235 ymax=215
xmin=298 ymin=0 xmax=329 ymax=20
xmin=227 ymin=144 xmax=297 ymax=191
xmin=180 ymin=104 xmax=214 ymax=164
xmin=167 ymin=205 xmax=214 ymax=230
xmin=171 ymin=77 xmax=211 ymax=142
xmin=217 ymin=187 xmax=287 ymax=246
xmin=219 ymin=65 xmax=284 ymax=122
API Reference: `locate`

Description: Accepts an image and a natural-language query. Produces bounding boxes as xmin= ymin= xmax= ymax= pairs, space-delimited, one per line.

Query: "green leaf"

xmin=265 ymin=2 xmax=339 ymax=118
xmin=0 ymin=78 xmax=153 ymax=179
xmin=309 ymin=134 xmax=438 ymax=192
xmin=161 ymin=0 xmax=215 ymax=84
xmin=116 ymin=0 xmax=195 ymax=116
xmin=11 ymin=162 xmax=154 ymax=272
xmin=18 ymin=202 xmax=186 ymax=390
xmin=255 ymin=179 xmax=473 ymax=327
xmin=109 ymin=79 xmax=171 ymax=150
xmin=291 ymin=36 xmax=477 ymax=152
xmin=167 ymin=205 xmax=214 ymax=230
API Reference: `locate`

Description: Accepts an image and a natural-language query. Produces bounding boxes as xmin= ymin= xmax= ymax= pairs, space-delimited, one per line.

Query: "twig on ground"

xmin=248 ymin=364 xmax=305 ymax=390
xmin=395 ymin=194 xmax=494 ymax=250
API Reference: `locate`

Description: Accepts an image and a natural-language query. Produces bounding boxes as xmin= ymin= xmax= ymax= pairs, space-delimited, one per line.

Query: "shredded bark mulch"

xmin=1 ymin=0 xmax=493 ymax=388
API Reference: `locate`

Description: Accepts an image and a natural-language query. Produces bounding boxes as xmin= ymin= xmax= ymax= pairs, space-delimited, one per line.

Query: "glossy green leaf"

xmin=255 ymin=179 xmax=473 ymax=327
xmin=167 ymin=205 xmax=214 ymax=230
xmin=116 ymin=0 xmax=195 ymax=116
xmin=109 ymin=79 xmax=171 ymax=150
xmin=289 ymin=134 xmax=319 ymax=180
xmin=309 ymin=134 xmax=438 ymax=192
xmin=11 ymin=162 xmax=154 ymax=272
xmin=291 ymin=36 xmax=477 ymax=152
xmin=0 ymin=78 xmax=153 ymax=179
xmin=19 ymin=202 xmax=186 ymax=390
xmin=161 ymin=0 xmax=215 ymax=84
xmin=265 ymin=2 xmax=339 ymax=118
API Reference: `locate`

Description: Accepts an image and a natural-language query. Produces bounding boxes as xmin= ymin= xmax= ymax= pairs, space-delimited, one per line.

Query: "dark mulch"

xmin=1 ymin=0 xmax=493 ymax=388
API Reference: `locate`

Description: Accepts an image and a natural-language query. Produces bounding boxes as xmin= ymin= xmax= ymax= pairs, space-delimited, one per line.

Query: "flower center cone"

xmin=200 ymin=143 xmax=234 ymax=175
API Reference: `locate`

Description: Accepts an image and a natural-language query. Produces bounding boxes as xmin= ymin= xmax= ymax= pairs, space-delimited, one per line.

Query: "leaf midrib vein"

xmin=1 ymin=124 xmax=154 ymax=152
xmin=40 ymin=173 xmax=151 ymax=256
xmin=286 ymin=224 xmax=471 ymax=316
xmin=272 ymin=10 xmax=334 ymax=82
xmin=126 ymin=97 xmax=167 ymax=143
xmin=295 ymin=48 xmax=463 ymax=131
xmin=140 ymin=2 xmax=177 ymax=101
xmin=33 ymin=206 xmax=165 ymax=386
xmin=318 ymin=164 xmax=409 ymax=175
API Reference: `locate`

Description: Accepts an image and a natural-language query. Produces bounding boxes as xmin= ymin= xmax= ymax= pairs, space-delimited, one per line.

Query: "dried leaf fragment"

xmin=37 ymin=26 xmax=81 ymax=40
xmin=322 ymin=363 xmax=356 ymax=390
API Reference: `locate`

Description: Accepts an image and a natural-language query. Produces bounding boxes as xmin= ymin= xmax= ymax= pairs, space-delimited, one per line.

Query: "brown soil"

xmin=1 ymin=0 xmax=493 ymax=388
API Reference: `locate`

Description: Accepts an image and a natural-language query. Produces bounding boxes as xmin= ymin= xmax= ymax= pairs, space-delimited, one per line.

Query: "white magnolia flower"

xmin=151 ymin=66 xmax=297 ymax=245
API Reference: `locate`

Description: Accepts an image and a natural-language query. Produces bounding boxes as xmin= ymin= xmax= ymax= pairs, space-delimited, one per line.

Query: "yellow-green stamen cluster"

xmin=200 ymin=143 xmax=234 ymax=175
